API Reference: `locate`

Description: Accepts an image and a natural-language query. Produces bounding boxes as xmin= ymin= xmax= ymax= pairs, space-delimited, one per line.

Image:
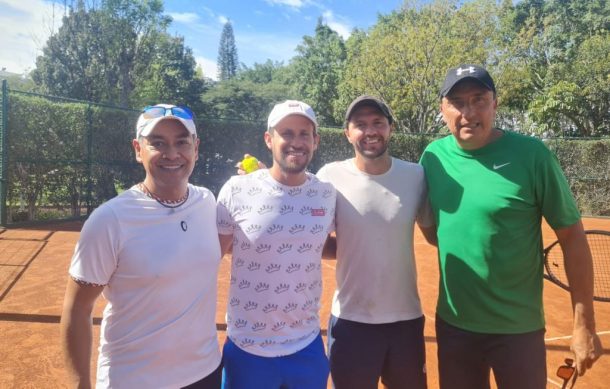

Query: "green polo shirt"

xmin=420 ymin=130 xmax=580 ymax=333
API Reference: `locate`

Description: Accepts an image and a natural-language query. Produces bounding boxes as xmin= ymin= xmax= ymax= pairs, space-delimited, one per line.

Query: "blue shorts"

xmin=222 ymin=333 xmax=329 ymax=389
xmin=328 ymin=315 xmax=427 ymax=389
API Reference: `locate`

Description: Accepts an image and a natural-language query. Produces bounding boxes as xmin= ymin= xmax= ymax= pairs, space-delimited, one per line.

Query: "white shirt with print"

xmin=217 ymin=169 xmax=335 ymax=357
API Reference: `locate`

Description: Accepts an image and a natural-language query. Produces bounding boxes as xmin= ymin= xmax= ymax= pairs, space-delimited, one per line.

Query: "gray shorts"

xmin=436 ymin=316 xmax=546 ymax=389
xmin=328 ymin=315 xmax=427 ymax=389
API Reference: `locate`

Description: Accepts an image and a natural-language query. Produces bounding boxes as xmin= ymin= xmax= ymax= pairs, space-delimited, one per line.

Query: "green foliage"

xmin=497 ymin=0 xmax=610 ymax=136
xmin=6 ymin=92 xmax=139 ymax=222
xmin=131 ymin=35 xmax=207 ymax=111
xmin=200 ymin=79 xmax=290 ymax=122
xmin=4 ymin=91 xmax=609 ymax=224
xmin=218 ymin=21 xmax=239 ymax=81
xmin=291 ymin=18 xmax=347 ymax=126
xmin=544 ymin=139 xmax=610 ymax=215
xmin=338 ymin=0 xmax=499 ymax=133
xmin=31 ymin=0 xmax=205 ymax=109
xmin=196 ymin=118 xmax=268 ymax=194
xmin=237 ymin=60 xmax=286 ymax=84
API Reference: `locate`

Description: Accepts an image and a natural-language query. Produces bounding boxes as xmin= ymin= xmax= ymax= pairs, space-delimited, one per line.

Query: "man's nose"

xmin=460 ymin=103 xmax=475 ymax=118
xmin=163 ymin=145 xmax=181 ymax=159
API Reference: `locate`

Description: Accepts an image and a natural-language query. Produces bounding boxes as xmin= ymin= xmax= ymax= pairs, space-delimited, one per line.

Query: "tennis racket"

xmin=543 ymin=230 xmax=610 ymax=302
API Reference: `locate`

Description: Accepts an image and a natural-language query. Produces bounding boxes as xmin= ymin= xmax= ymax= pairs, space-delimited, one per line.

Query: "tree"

xmin=338 ymin=0 xmax=499 ymax=133
xmin=217 ymin=21 xmax=239 ymax=81
xmin=237 ymin=60 xmax=286 ymax=84
xmin=131 ymin=34 xmax=207 ymax=111
xmin=201 ymin=79 xmax=290 ymax=122
xmin=496 ymin=0 xmax=610 ymax=135
xmin=32 ymin=0 xmax=170 ymax=107
xmin=291 ymin=18 xmax=346 ymax=126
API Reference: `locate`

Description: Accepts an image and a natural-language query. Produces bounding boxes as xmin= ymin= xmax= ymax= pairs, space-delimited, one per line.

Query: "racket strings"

xmin=588 ymin=233 xmax=610 ymax=300
xmin=544 ymin=231 xmax=610 ymax=302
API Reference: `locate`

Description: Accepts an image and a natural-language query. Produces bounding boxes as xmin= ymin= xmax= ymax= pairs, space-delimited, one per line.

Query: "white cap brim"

xmin=136 ymin=115 xmax=197 ymax=138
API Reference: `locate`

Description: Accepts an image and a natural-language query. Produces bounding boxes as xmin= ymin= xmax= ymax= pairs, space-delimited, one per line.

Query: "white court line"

xmin=545 ymin=330 xmax=610 ymax=342
xmin=547 ymin=377 xmax=563 ymax=388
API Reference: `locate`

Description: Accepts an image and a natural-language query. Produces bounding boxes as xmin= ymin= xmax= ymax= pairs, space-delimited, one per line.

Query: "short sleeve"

xmin=536 ymin=147 xmax=580 ymax=229
xmin=69 ymin=205 xmax=120 ymax=286
xmin=216 ymin=180 xmax=236 ymax=235
xmin=316 ymin=164 xmax=330 ymax=183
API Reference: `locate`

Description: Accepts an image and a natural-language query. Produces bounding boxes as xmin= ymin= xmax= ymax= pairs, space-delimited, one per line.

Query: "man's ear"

xmin=264 ymin=131 xmax=272 ymax=151
xmin=343 ymin=127 xmax=351 ymax=142
xmin=132 ymin=139 xmax=143 ymax=163
xmin=313 ymin=132 xmax=320 ymax=151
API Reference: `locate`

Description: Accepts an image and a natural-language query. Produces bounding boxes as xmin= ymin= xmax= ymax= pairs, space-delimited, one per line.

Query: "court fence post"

xmin=0 ymin=80 xmax=8 ymax=226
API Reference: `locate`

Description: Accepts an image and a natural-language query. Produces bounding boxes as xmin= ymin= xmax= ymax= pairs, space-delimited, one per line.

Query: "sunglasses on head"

xmin=141 ymin=105 xmax=194 ymax=120
xmin=556 ymin=358 xmax=577 ymax=389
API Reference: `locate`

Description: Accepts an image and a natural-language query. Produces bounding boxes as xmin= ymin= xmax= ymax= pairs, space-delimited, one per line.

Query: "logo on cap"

xmin=456 ymin=66 xmax=476 ymax=76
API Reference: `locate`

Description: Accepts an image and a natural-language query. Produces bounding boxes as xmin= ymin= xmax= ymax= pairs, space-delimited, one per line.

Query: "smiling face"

xmin=264 ymin=114 xmax=319 ymax=186
xmin=345 ymin=104 xmax=392 ymax=160
xmin=440 ymin=79 xmax=498 ymax=150
xmin=133 ymin=119 xmax=199 ymax=199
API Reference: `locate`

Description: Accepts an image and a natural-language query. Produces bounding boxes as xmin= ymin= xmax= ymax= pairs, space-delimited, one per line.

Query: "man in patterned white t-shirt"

xmin=217 ymin=100 xmax=336 ymax=389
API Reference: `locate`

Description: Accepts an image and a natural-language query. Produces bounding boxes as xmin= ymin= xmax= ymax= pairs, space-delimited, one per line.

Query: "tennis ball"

xmin=242 ymin=156 xmax=260 ymax=173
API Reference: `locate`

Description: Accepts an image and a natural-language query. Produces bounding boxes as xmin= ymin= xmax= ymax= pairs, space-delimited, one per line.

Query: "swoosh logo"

xmin=493 ymin=162 xmax=511 ymax=170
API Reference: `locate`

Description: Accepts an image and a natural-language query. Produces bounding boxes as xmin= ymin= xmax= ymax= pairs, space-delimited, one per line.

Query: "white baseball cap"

xmin=267 ymin=100 xmax=318 ymax=131
xmin=136 ymin=104 xmax=197 ymax=138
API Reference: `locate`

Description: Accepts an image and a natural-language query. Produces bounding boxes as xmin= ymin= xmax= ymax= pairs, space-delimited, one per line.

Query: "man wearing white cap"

xmin=61 ymin=104 xmax=223 ymax=388
xmin=217 ymin=100 xmax=336 ymax=389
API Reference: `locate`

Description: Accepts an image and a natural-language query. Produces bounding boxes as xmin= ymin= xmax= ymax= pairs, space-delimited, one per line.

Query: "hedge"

xmin=4 ymin=92 xmax=609 ymax=223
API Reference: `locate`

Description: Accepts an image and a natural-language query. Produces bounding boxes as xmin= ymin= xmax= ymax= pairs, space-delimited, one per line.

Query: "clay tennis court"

xmin=1 ymin=218 xmax=609 ymax=388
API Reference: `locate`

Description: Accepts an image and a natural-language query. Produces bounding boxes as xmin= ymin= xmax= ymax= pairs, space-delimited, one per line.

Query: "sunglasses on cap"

xmin=141 ymin=105 xmax=194 ymax=120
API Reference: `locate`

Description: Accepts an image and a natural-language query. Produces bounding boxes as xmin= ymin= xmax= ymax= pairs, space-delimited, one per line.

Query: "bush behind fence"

xmin=1 ymin=88 xmax=609 ymax=225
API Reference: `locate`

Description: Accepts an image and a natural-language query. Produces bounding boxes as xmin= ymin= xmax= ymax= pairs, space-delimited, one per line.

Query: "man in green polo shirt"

xmin=419 ymin=64 xmax=602 ymax=389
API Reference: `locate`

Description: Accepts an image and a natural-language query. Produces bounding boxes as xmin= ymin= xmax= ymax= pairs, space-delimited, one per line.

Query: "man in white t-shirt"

xmin=217 ymin=100 xmax=336 ymax=389
xmin=61 ymin=104 xmax=222 ymax=389
xmin=318 ymin=96 xmax=433 ymax=389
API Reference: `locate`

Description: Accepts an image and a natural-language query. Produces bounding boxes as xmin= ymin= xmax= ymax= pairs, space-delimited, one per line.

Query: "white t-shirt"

xmin=317 ymin=158 xmax=433 ymax=324
xmin=217 ymin=169 xmax=336 ymax=357
xmin=69 ymin=184 xmax=222 ymax=389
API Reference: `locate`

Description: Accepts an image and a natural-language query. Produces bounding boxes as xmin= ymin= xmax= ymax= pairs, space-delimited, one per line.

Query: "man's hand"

xmin=236 ymin=154 xmax=266 ymax=175
xmin=571 ymin=321 xmax=602 ymax=376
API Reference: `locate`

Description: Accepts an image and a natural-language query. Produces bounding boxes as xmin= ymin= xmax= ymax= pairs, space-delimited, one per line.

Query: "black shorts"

xmin=181 ymin=361 xmax=222 ymax=389
xmin=436 ymin=316 xmax=546 ymax=389
xmin=328 ymin=315 xmax=427 ymax=389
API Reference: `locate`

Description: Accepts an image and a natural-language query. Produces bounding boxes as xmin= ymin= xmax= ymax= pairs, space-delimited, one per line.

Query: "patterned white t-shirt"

xmin=217 ymin=169 xmax=336 ymax=357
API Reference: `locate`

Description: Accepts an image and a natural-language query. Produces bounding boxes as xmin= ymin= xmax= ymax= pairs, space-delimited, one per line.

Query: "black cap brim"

xmin=345 ymin=95 xmax=393 ymax=124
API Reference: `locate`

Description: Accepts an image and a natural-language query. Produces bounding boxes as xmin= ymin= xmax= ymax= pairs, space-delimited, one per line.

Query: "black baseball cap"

xmin=345 ymin=95 xmax=394 ymax=125
xmin=440 ymin=64 xmax=496 ymax=97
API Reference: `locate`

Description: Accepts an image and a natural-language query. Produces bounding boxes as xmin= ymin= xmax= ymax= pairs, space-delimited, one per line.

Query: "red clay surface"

xmin=1 ymin=218 xmax=609 ymax=388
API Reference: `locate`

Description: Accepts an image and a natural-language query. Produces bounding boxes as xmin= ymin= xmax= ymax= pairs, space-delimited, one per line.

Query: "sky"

xmin=0 ymin=0 xmax=405 ymax=80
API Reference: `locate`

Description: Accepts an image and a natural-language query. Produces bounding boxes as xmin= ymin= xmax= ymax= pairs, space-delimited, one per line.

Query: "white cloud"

xmin=218 ymin=15 xmax=229 ymax=25
xmin=196 ymin=56 xmax=218 ymax=81
xmin=236 ymin=31 xmax=299 ymax=64
xmin=168 ymin=12 xmax=200 ymax=25
xmin=0 ymin=0 xmax=65 ymax=74
xmin=322 ymin=10 xmax=352 ymax=39
xmin=265 ymin=0 xmax=307 ymax=10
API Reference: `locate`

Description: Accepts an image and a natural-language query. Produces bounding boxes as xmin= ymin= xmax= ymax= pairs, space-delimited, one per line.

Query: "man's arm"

xmin=219 ymin=233 xmax=234 ymax=257
xmin=60 ymin=277 xmax=104 ymax=389
xmin=418 ymin=224 xmax=438 ymax=247
xmin=555 ymin=220 xmax=602 ymax=376
xmin=322 ymin=234 xmax=337 ymax=260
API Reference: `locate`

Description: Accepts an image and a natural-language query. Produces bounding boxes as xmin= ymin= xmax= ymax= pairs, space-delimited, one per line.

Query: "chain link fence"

xmin=0 ymin=80 xmax=608 ymax=226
